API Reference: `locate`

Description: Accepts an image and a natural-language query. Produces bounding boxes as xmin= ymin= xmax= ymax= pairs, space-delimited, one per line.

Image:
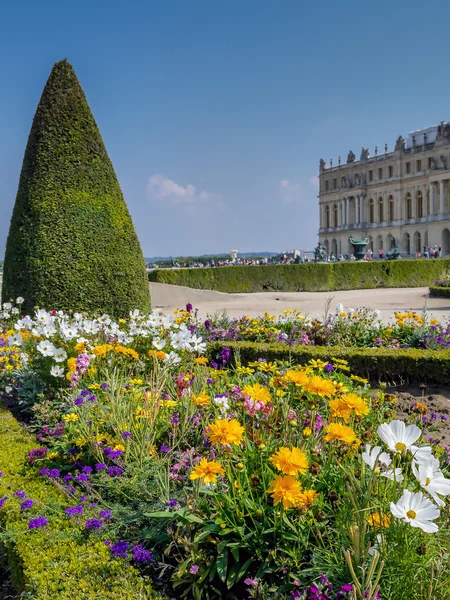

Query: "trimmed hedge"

xmin=429 ymin=285 xmax=450 ymax=298
xmin=2 ymin=59 xmax=150 ymax=317
xmin=207 ymin=341 xmax=450 ymax=384
xmin=0 ymin=407 xmax=160 ymax=599
xmin=149 ymin=259 xmax=450 ymax=293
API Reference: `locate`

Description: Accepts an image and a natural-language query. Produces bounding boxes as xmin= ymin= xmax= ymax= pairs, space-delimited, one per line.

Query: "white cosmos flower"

xmin=411 ymin=445 xmax=434 ymax=464
xmin=213 ymin=395 xmax=229 ymax=413
xmin=16 ymin=297 xmax=24 ymax=304
xmin=377 ymin=420 xmax=421 ymax=453
xmin=7 ymin=334 xmax=23 ymax=347
xmin=53 ymin=348 xmax=68 ymax=363
xmin=390 ymin=489 xmax=440 ymax=533
xmin=50 ymin=365 xmax=65 ymax=378
xmin=381 ymin=467 xmax=404 ymax=482
xmin=2 ymin=303 xmax=12 ymax=310
xmin=362 ymin=444 xmax=392 ymax=470
xmin=412 ymin=457 xmax=450 ymax=507
xmin=164 ymin=351 xmax=181 ymax=365
xmin=37 ymin=340 xmax=56 ymax=357
xmin=189 ymin=335 xmax=206 ymax=354
xmin=336 ymin=303 xmax=344 ymax=314
xmin=11 ymin=307 xmax=19 ymax=315
xmin=152 ymin=338 xmax=166 ymax=350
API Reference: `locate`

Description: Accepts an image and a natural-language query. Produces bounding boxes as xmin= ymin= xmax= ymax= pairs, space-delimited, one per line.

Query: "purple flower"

xmin=95 ymin=462 xmax=107 ymax=471
xmin=204 ymin=319 xmax=211 ymax=329
xmin=107 ymin=466 xmax=124 ymax=478
xmin=244 ymin=578 xmax=258 ymax=586
xmin=68 ymin=448 xmax=78 ymax=456
xmin=48 ymin=469 xmax=60 ymax=479
xmin=100 ymin=383 xmax=109 ymax=389
xmin=166 ymin=499 xmax=177 ymax=508
xmin=27 ymin=448 xmax=48 ymax=463
xmin=62 ymin=474 xmax=73 ymax=482
xmin=65 ymin=505 xmax=84 ymax=515
xmin=28 ymin=517 xmax=48 ymax=529
xmin=76 ymin=473 xmax=90 ymax=483
xmin=190 ymin=565 xmax=199 ymax=574
xmin=85 ymin=518 xmax=103 ymax=531
xmin=110 ymin=541 xmax=129 ymax=558
xmin=14 ymin=490 xmax=26 ymax=499
xmin=99 ymin=509 xmax=112 ymax=520
xmin=65 ymin=484 xmax=77 ymax=496
xmin=80 ymin=389 xmax=90 ymax=397
xmin=21 ymin=499 xmax=33 ymax=510
xmin=88 ymin=395 xmax=97 ymax=403
xmin=186 ymin=303 xmax=193 ymax=313
xmin=132 ymin=544 xmax=154 ymax=563
xmin=82 ymin=466 xmax=93 ymax=474
xmin=324 ymin=363 xmax=334 ymax=372
xmin=39 ymin=468 xmax=50 ymax=477
xmin=103 ymin=447 xmax=123 ymax=459
xmin=160 ymin=445 xmax=170 ymax=453
xmin=0 ymin=497 xmax=7 ymax=508
xmin=121 ymin=431 xmax=132 ymax=439
xmin=74 ymin=397 xmax=84 ymax=405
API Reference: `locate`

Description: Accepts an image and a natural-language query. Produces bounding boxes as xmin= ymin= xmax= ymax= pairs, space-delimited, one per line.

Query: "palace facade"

xmin=318 ymin=122 xmax=450 ymax=257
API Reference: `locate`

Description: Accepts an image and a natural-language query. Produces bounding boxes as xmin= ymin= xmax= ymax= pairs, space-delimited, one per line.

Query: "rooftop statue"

xmin=347 ymin=150 xmax=356 ymax=164
xmin=360 ymin=147 xmax=369 ymax=161
xmin=394 ymin=136 xmax=405 ymax=152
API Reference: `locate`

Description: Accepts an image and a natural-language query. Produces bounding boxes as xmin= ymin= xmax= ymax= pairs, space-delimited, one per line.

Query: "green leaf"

xmin=217 ymin=549 xmax=229 ymax=582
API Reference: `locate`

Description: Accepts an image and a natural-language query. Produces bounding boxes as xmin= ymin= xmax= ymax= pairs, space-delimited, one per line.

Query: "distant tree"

xmin=2 ymin=60 xmax=150 ymax=316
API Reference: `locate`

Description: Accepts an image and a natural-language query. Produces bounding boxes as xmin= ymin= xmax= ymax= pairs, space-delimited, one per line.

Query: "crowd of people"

xmin=327 ymin=244 xmax=443 ymax=263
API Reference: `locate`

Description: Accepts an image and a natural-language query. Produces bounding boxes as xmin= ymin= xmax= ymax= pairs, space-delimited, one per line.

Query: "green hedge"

xmin=149 ymin=259 xmax=450 ymax=293
xmin=2 ymin=59 xmax=150 ymax=317
xmin=429 ymin=285 xmax=450 ymax=298
xmin=207 ymin=341 xmax=450 ymax=384
xmin=0 ymin=407 xmax=160 ymax=600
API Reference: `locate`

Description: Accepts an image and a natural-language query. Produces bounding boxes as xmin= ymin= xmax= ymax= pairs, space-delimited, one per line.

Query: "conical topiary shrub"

xmin=2 ymin=59 xmax=151 ymax=317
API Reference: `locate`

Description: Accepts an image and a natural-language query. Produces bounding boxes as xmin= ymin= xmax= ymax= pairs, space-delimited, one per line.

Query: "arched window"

xmin=417 ymin=191 xmax=423 ymax=218
xmin=403 ymin=232 xmax=411 ymax=255
xmin=369 ymin=199 xmax=375 ymax=223
xmin=406 ymin=193 xmax=412 ymax=219
xmin=333 ymin=204 xmax=338 ymax=228
xmin=378 ymin=197 xmax=384 ymax=222
xmin=325 ymin=206 xmax=330 ymax=228
xmin=388 ymin=195 xmax=394 ymax=221
xmin=414 ymin=231 xmax=421 ymax=254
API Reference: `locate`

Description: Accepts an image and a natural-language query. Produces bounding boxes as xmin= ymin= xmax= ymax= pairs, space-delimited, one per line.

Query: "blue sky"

xmin=1 ymin=0 xmax=450 ymax=257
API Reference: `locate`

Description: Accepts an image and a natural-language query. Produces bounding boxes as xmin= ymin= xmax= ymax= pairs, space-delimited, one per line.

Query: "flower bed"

xmin=429 ymin=285 xmax=450 ymax=298
xmin=1 ymin=300 xmax=450 ymax=599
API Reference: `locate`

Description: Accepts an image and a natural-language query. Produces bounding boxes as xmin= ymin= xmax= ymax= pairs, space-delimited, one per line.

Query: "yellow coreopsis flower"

xmin=190 ymin=458 xmax=225 ymax=485
xmin=341 ymin=393 xmax=370 ymax=417
xmin=295 ymin=489 xmax=318 ymax=508
xmin=242 ymin=382 xmax=272 ymax=403
xmin=305 ymin=376 xmax=335 ymax=398
xmin=270 ymin=447 xmax=309 ymax=476
xmin=267 ymin=475 xmax=303 ymax=510
xmin=324 ymin=423 xmax=356 ymax=444
xmin=329 ymin=398 xmax=353 ymax=423
xmin=284 ymin=369 xmax=309 ymax=387
xmin=161 ymin=399 xmax=179 ymax=408
xmin=48 ymin=451 xmax=59 ymax=460
xmin=367 ymin=512 xmax=391 ymax=528
xmin=308 ymin=359 xmax=328 ymax=369
xmin=194 ymin=357 xmax=209 ymax=365
xmin=129 ymin=379 xmax=144 ymax=385
xmin=208 ymin=418 xmax=244 ymax=446
xmin=192 ymin=392 xmax=211 ymax=407
xmin=62 ymin=413 xmax=79 ymax=423
xmin=236 ymin=366 xmax=255 ymax=375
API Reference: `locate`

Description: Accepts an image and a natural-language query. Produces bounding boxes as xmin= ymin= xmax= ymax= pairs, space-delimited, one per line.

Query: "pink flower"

xmin=190 ymin=565 xmax=199 ymax=574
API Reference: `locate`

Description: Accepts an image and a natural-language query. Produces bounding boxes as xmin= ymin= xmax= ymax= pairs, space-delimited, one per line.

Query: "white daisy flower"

xmin=53 ymin=348 xmax=68 ymax=363
xmin=377 ymin=420 xmax=421 ymax=453
xmin=37 ymin=340 xmax=56 ymax=357
xmin=2 ymin=302 xmax=12 ymax=311
xmin=390 ymin=489 xmax=440 ymax=533
xmin=411 ymin=445 xmax=434 ymax=464
xmin=7 ymin=334 xmax=23 ymax=347
xmin=11 ymin=307 xmax=19 ymax=315
xmin=381 ymin=467 xmax=404 ymax=482
xmin=152 ymin=338 xmax=166 ymax=350
xmin=164 ymin=351 xmax=181 ymax=365
xmin=412 ymin=457 xmax=450 ymax=507
xmin=50 ymin=365 xmax=65 ymax=378
xmin=362 ymin=444 xmax=392 ymax=470
xmin=16 ymin=297 xmax=24 ymax=304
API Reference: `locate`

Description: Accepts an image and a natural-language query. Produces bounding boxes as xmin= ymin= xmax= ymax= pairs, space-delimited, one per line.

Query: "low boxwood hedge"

xmin=429 ymin=285 xmax=450 ymax=298
xmin=207 ymin=341 xmax=450 ymax=384
xmin=149 ymin=259 xmax=450 ymax=293
xmin=0 ymin=407 xmax=160 ymax=600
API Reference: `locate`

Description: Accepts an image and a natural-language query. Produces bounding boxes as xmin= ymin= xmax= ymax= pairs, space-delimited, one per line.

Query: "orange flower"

xmin=284 ymin=370 xmax=309 ymax=387
xmin=190 ymin=458 xmax=225 ymax=484
xmin=305 ymin=376 xmax=335 ymax=398
xmin=208 ymin=419 xmax=244 ymax=446
xmin=341 ymin=393 xmax=370 ymax=417
xmin=329 ymin=398 xmax=353 ymax=423
xmin=295 ymin=489 xmax=318 ymax=508
xmin=367 ymin=512 xmax=391 ymax=528
xmin=324 ymin=423 xmax=356 ymax=444
xmin=270 ymin=447 xmax=309 ymax=476
xmin=267 ymin=475 xmax=303 ymax=509
xmin=192 ymin=392 xmax=211 ymax=407
xmin=242 ymin=382 xmax=272 ymax=403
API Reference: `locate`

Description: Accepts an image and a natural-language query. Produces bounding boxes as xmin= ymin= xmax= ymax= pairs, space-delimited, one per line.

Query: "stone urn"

xmin=349 ymin=237 xmax=369 ymax=261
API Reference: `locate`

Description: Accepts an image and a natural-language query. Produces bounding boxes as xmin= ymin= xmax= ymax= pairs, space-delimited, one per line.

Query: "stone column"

xmin=440 ymin=181 xmax=445 ymax=214
xmin=430 ymin=183 xmax=435 ymax=216
xmin=346 ymin=197 xmax=350 ymax=225
xmin=356 ymin=196 xmax=360 ymax=224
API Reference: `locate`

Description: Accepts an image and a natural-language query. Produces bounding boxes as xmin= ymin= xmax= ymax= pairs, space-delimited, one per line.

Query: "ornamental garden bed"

xmin=1 ymin=301 xmax=450 ymax=600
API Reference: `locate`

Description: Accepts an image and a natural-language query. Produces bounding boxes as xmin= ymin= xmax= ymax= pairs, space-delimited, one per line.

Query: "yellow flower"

xmin=194 ymin=357 xmax=209 ymax=365
xmin=386 ymin=328 xmax=393 ymax=333
xmin=305 ymin=376 xmax=335 ymax=398
xmin=48 ymin=451 xmax=59 ymax=460
xmin=208 ymin=419 xmax=244 ymax=446
xmin=129 ymin=379 xmax=144 ymax=385
xmin=329 ymin=398 xmax=353 ymax=423
xmin=242 ymin=382 xmax=272 ymax=403
xmin=398 ymin=320 xmax=405 ymax=327
xmin=303 ymin=427 xmax=312 ymax=437
xmin=192 ymin=392 xmax=211 ymax=407
xmin=154 ymin=350 xmax=167 ymax=360
xmin=190 ymin=458 xmax=225 ymax=484
xmin=161 ymin=399 xmax=179 ymax=408
xmin=284 ymin=369 xmax=309 ymax=387
xmin=75 ymin=438 xmax=87 ymax=447
xmin=236 ymin=366 xmax=255 ymax=375
xmin=412 ymin=402 xmax=428 ymax=414
xmin=308 ymin=359 xmax=328 ymax=369
xmin=118 ymin=318 xmax=127 ymax=324
xmin=333 ymin=382 xmax=349 ymax=393
xmin=267 ymin=475 xmax=303 ymax=510
xmin=339 ymin=311 xmax=347 ymax=317
xmin=62 ymin=413 xmax=79 ymax=423
xmin=135 ymin=407 xmax=149 ymax=418
xmin=430 ymin=319 xmax=438 ymax=325
xmin=341 ymin=393 xmax=370 ymax=417
xmin=89 ymin=383 xmax=101 ymax=390
xmin=270 ymin=447 xmax=309 ymax=476
xmin=350 ymin=375 xmax=368 ymax=385
xmin=295 ymin=489 xmax=318 ymax=508
xmin=75 ymin=342 xmax=87 ymax=353
xmin=367 ymin=512 xmax=391 ymax=528
xmin=324 ymin=423 xmax=356 ymax=444
xmin=113 ymin=444 xmax=125 ymax=452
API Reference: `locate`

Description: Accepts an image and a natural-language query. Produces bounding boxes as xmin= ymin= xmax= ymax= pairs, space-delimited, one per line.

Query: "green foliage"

xmin=429 ymin=285 xmax=450 ymax=297
xmin=0 ymin=407 xmax=160 ymax=600
xmin=207 ymin=341 xmax=450 ymax=384
xmin=2 ymin=59 xmax=150 ymax=317
xmin=149 ymin=259 xmax=450 ymax=293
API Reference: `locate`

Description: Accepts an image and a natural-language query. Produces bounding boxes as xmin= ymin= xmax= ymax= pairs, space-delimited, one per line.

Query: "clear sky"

xmin=1 ymin=0 xmax=450 ymax=258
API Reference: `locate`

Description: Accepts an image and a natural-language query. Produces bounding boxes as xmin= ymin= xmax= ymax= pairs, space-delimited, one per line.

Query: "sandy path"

xmin=150 ymin=282 xmax=450 ymax=323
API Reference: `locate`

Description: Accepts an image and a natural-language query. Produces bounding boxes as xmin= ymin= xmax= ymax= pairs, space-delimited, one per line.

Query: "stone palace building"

xmin=318 ymin=122 xmax=450 ymax=257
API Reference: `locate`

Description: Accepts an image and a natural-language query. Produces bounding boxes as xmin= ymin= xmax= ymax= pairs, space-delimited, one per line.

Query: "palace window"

xmin=333 ymin=178 xmax=337 ymax=189
xmin=416 ymin=160 xmax=422 ymax=172
xmin=325 ymin=205 xmax=330 ymax=228
xmin=333 ymin=204 xmax=338 ymax=227
xmin=369 ymin=199 xmax=375 ymax=223
xmin=428 ymin=157 xmax=434 ymax=169
xmin=378 ymin=168 xmax=383 ymax=179
xmin=417 ymin=191 xmax=423 ymax=218
xmin=388 ymin=165 xmax=393 ymax=177
xmin=388 ymin=196 xmax=394 ymax=221
xmin=406 ymin=193 xmax=412 ymax=219
xmin=378 ymin=198 xmax=384 ymax=222
xmin=369 ymin=170 xmax=373 ymax=182
xmin=325 ymin=180 xmax=329 ymax=191
xmin=406 ymin=162 xmax=411 ymax=174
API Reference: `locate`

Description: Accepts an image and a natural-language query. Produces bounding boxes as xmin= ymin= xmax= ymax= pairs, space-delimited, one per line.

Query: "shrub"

xmin=0 ymin=407 xmax=160 ymax=599
xmin=149 ymin=259 xmax=450 ymax=293
xmin=207 ymin=341 xmax=450 ymax=384
xmin=2 ymin=59 xmax=150 ymax=317
xmin=429 ymin=285 xmax=450 ymax=297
